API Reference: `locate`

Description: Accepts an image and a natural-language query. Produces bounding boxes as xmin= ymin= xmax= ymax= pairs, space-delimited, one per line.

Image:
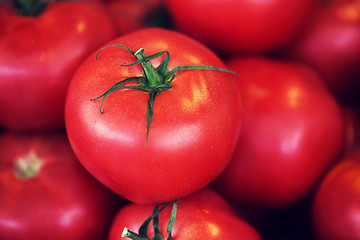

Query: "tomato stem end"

xmin=13 ymin=152 xmax=44 ymax=180
xmin=122 ymin=200 xmax=179 ymax=240
xmin=91 ymin=44 xmax=236 ymax=145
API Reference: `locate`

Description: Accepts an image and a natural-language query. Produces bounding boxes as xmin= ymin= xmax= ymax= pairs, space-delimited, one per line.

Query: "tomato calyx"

xmin=9 ymin=0 xmax=73 ymax=16
xmin=91 ymin=44 xmax=236 ymax=144
xmin=122 ymin=200 xmax=179 ymax=240
xmin=10 ymin=0 xmax=49 ymax=16
xmin=13 ymin=152 xmax=44 ymax=180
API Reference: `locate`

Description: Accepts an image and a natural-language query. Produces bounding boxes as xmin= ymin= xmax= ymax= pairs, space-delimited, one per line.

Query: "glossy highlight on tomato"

xmin=109 ymin=188 xmax=262 ymax=240
xmin=0 ymin=132 xmax=122 ymax=240
xmin=164 ymin=0 xmax=315 ymax=54
xmin=65 ymin=28 xmax=242 ymax=204
xmin=0 ymin=1 xmax=116 ymax=131
xmin=286 ymin=0 xmax=360 ymax=103
xmin=214 ymin=57 xmax=345 ymax=208
xmin=313 ymin=149 xmax=360 ymax=240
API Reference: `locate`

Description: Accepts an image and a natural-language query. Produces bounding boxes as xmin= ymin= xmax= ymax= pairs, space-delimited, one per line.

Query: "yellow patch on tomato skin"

xmin=186 ymin=55 xmax=201 ymax=65
xmin=182 ymin=77 xmax=209 ymax=113
xmin=76 ymin=22 xmax=85 ymax=33
xmin=207 ymin=222 xmax=220 ymax=237
xmin=287 ymin=87 xmax=301 ymax=108
xmin=336 ymin=2 xmax=360 ymax=22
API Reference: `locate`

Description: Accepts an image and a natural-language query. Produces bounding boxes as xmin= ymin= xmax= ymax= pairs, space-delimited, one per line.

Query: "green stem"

xmin=91 ymin=44 xmax=236 ymax=145
xmin=134 ymin=48 xmax=164 ymax=88
xmin=12 ymin=0 xmax=48 ymax=16
xmin=122 ymin=228 xmax=151 ymax=240
xmin=122 ymin=201 xmax=178 ymax=240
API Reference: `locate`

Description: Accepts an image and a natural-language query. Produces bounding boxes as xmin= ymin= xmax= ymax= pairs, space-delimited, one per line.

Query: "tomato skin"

xmin=214 ymin=57 xmax=345 ymax=208
xmin=164 ymin=0 xmax=315 ymax=54
xmin=0 ymin=132 xmax=122 ymax=240
xmin=313 ymin=150 xmax=360 ymax=240
xmin=109 ymin=188 xmax=262 ymax=240
xmin=103 ymin=0 xmax=163 ymax=36
xmin=0 ymin=1 xmax=116 ymax=131
xmin=65 ymin=28 xmax=242 ymax=204
xmin=286 ymin=0 xmax=360 ymax=102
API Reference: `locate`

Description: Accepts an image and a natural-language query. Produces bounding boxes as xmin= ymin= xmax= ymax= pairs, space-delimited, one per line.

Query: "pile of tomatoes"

xmin=1 ymin=0 xmax=359 ymax=239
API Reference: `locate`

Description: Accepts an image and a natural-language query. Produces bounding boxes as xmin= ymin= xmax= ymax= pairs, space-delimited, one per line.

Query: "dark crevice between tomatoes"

xmin=122 ymin=200 xmax=179 ymax=240
xmin=91 ymin=44 xmax=237 ymax=145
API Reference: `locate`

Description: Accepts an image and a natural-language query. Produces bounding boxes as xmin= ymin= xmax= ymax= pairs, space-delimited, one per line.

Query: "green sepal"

xmin=91 ymin=44 xmax=236 ymax=145
xmin=119 ymin=51 xmax=169 ymax=68
xmin=146 ymin=92 xmax=156 ymax=145
xmin=90 ymin=76 xmax=145 ymax=114
xmin=96 ymin=44 xmax=135 ymax=59
xmin=122 ymin=200 xmax=179 ymax=240
xmin=155 ymin=51 xmax=170 ymax=76
xmin=122 ymin=228 xmax=149 ymax=240
xmin=138 ymin=204 xmax=168 ymax=237
xmin=164 ymin=64 xmax=238 ymax=83
xmin=166 ymin=200 xmax=178 ymax=240
xmin=152 ymin=205 xmax=163 ymax=240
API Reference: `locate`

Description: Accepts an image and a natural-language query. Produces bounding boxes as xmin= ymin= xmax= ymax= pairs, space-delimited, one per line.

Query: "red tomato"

xmin=313 ymin=149 xmax=360 ymax=239
xmin=65 ymin=28 xmax=242 ymax=204
xmin=109 ymin=188 xmax=262 ymax=240
xmin=164 ymin=0 xmax=315 ymax=54
xmin=285 ymin=0 xmax=360 ymax=103
xmin=0 ymin=1 xmax=116 ymax=131
xmin=214 ymin=57 xmax=345 ymax=208
xmin=0 ymin=132 xmax=123 ymax=240
xmin=103 ymin=0 xmax=163 ymax=36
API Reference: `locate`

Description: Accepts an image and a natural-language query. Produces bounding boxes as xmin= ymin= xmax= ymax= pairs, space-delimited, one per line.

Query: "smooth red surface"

xmin=104 ymin=0 xmax=162 ymax=36
xmin=165 ymin=0 xmax=315 ymax=53
xmin=0 ymin=2 xmax=116 ymax=131
xmin=313 ymin=150 xmax=360 ymax=239
xmin=65 ymin=28 xmax=242 ymax=204
xmin=214 ymin=57 xmax=345 ymax=208
xmin=109 ymin=188 xmax=262 ymax=240
xmin=287 ymin=0 xmax=360 ymax=102
xmin=0 ymin=133 xmax=122 ymax=240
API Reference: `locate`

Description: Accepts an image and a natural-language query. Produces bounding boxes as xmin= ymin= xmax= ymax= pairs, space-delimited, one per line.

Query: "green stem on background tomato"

xmin=12 ymin=0 xmax=48 ymax=16
xmin=13 ymin=152 xmax=44 ymax=180
xmin=91 ymin=44 xmax=237 ymax=145
xmin=11 ymin=0 xmax=74 ymax=16
xmin=122 ymin=228 xmax=149 ymax=240
xmin=121 ymin=200 xmax=179 ymax=240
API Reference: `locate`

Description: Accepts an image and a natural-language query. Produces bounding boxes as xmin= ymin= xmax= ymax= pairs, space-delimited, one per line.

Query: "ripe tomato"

xmin=214 ymin=57 xmax=345 ymax=208
xmin=285 ymin=0 xmax=360 ymax=103
xmin=101 ymin=0 xmax=164 ymax=36
xmin=65 ymin=28 xmax=242 ymax=204
xmin=0 ymin=132 xmax=123 ymax=240
xmin=313 ymin=149 xmax=360 ymax=239
xmin=109 ymin=188 xmax=262 ymax=240
xmin=0 ymin=1 xmax=116 ymax=131
xmin=164 ymin=0 xmax=315 ymax=54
